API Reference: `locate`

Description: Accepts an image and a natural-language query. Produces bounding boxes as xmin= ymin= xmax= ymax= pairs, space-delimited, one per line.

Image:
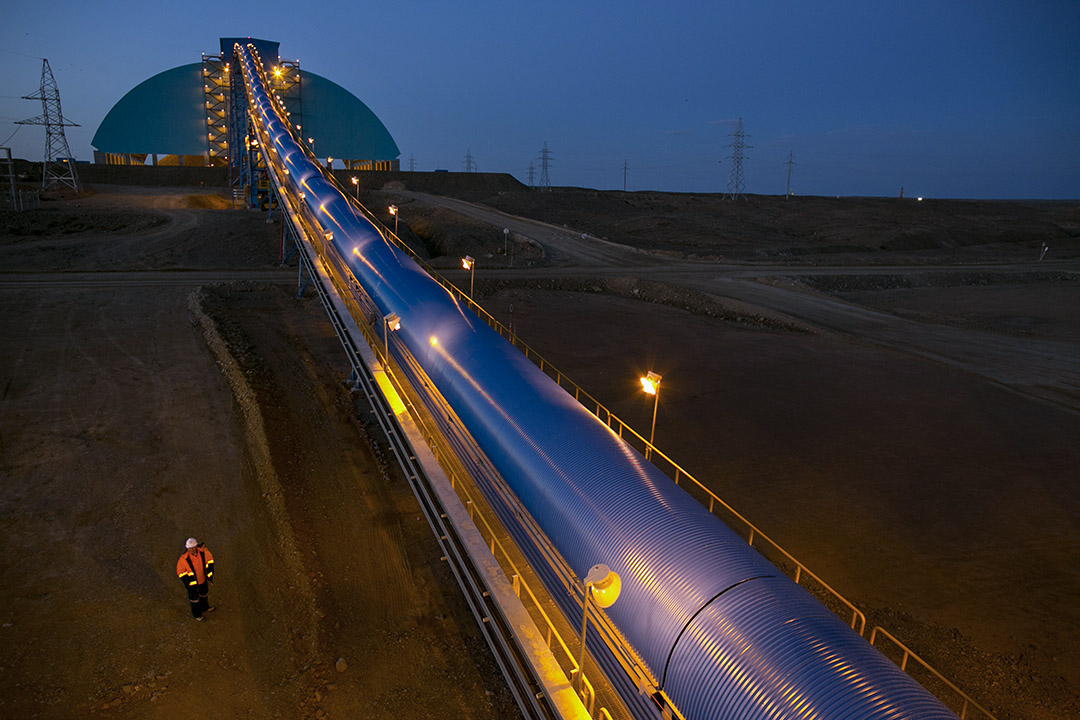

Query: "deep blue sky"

xmin=2 ymin=1 xmax=1078 ymax=198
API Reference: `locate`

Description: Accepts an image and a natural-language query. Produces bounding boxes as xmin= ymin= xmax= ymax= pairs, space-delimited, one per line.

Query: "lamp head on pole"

xmin=388 ymin=205 xmax=398 ymax=216
xmin=584 ymin=564 xmax=621 ymax=608
xmin=384 ymin=312 xmax=401 ymax=332
xmin=640 ymin=371 xmax=662 ymax=396
xmin=462 ymin=255 xmax=475 ymax=271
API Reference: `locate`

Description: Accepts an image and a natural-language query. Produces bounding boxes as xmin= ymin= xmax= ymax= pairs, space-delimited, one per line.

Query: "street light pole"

xmin=650 ymin=387 xmax=660 ymax=446
xmin=351 ymin=176 xmax=359 ymax=199
xmin=640 ymin=371 xmax=662 ymax=458
xmin=576 ymin=586 xmax=594 ymax=695
xmin=388 ymin=205 xmax=398 ymax=235
xmin=574 ymin=564 xmax=621 ymax=694
xmin=462 ymin=256 xmax=475 ymax=297
xmin=383 ymin=312 xmax=400 ymax=362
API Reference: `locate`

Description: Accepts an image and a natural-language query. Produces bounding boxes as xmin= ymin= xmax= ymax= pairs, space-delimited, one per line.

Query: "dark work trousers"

xmin=187 ymin=582 xmax=210 ymax=618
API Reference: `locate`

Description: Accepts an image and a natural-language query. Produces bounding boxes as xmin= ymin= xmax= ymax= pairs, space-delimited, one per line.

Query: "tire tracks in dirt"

xmin=187 ymin=287 xmax=320 ymax=661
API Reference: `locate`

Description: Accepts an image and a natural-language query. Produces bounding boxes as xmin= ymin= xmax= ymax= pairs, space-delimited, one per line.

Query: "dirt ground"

xmin=2 ymin=180 xmax=1078 ymax=720
xmin=0 ymin=187 xmax=521 ymax=719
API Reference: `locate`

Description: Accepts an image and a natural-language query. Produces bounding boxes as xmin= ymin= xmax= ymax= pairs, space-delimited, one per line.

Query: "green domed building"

xmin=92 ymin=37 xmax=399 ymax=171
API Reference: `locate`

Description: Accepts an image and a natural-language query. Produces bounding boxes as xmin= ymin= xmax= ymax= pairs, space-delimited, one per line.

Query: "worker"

xmin=176 ymin=537 xmax=215 ymax=621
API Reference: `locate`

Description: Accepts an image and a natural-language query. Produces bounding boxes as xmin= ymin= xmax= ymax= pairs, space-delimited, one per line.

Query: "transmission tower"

xmin=17 ymin=59 xmax=80 ymax=191
xmin=408 ymin=154 xmax=416 ymax=172
xmin=464 ymin=148 xmax=476 ymax=173
xmin=538 ymin=142 xmax=552 ymax=191
xmin=724 ymin=118 xmax=751 ymax=201
xmin=526 ymin=161 xmax=536 ymax=187
xmin=623 ymin=160 xmax=629 ymax=191
xmin=784 ymin=150 xmax=797 ymax=199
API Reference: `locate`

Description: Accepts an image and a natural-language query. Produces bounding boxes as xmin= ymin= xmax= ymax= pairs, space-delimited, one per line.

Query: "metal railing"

xmin=246 ymin=66 xmax=637 ymax=719
xmin=350 ymin=200 xmax=867 ymax=632
xmin=380 ymin=344 xmax=611 ymax=718
xmin=295 ymin=228 xmax=614 ymax=717
xmin=317 ymin=164 xmax=994 ymax=720
xmin=870 ymin=626 xmax=997 ymax=720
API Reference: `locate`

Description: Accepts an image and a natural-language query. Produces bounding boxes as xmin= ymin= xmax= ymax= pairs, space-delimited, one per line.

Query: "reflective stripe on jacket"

xmin=176 ymin=546 xmax=215 ymax=586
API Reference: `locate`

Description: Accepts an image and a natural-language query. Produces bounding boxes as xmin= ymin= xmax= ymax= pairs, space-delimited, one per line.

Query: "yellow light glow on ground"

xmin=374 ymin=370 xmax=406 ymax=415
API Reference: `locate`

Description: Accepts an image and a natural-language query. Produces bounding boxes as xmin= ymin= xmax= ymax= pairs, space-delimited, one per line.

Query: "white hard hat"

xmin=185 ymin=537 xmax=199 ymax=549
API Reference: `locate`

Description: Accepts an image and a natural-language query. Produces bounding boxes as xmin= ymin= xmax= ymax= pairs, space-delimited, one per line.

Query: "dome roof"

xmin=92 ymin=63 xmax=399 ymax=161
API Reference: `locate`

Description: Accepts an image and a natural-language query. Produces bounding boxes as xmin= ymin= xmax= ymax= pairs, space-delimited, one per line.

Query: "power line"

xmin=0 ymin=48 xmax=43 ymax=60
xmin=0 ymin=125 xmax=22 ymax=146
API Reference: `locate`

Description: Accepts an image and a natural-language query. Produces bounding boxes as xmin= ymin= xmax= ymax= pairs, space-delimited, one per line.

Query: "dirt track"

xmin=0 ymin=188 xmax=520 ymax=719
xmin=2 ymin=181 xmax=1078 ymax=719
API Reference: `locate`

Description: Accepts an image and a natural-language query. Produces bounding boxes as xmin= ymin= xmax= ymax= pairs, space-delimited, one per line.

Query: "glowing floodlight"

xmin=462 ymin=256 xmax=476 ymax=296
xmin=388 ymin=205 xmax=399 ymax=235
xmin=640 ymin=371 xmax=662 ymax=395
xmin=640 ymin=371 xmax=662 ymax=456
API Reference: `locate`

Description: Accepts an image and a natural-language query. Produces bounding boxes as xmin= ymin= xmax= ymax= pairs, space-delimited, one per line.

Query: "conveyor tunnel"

xmin=231 ymin=41 xmax=962 ymax=720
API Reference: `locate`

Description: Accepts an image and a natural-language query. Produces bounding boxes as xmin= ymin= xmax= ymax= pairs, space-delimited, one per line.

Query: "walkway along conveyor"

xmin=237 ymin=44 xmax=613 ymax=720
xmin=233 ymin=41 xmax=963 ymax=720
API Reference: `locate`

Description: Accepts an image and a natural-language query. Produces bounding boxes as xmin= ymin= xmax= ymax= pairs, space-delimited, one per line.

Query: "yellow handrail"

xmin=869 ymin=626 xmax=998 ymax=720
xmin=311 ymin=186 xmax=988 ymax=720
xmin=356 ymin=211 xmax=867 ymax=635
xmin=376 ymin=343 xmax=613 ymax=718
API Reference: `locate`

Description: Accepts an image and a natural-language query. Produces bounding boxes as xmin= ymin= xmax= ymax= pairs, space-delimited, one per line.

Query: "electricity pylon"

xmin=724 ymin=118 xmax=750 ymax=201
xmin=784 ymin=151 xmax=796 ymax=199
xmin=17 ymin=59 xmax=80 ymax=191
xmin=538 ymin=142 xmax=552 ymax=191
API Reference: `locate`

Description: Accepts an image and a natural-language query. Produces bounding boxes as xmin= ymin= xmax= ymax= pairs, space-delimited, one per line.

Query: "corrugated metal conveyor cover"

xmin=418 ymin=310 xmax=785 ymax=676
xmin=664 ymin=576 xmax=957 ymax=719
xmin=237 ymin=42 xmax=962 ymax=719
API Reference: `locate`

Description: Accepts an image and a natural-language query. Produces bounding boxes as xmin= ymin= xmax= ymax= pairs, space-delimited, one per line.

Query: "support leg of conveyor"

xmin=297 ymin=256 xmax=311 ymax=299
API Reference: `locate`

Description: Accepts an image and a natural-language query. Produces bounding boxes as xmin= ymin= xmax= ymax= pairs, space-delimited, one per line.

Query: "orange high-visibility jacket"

xmin=176 ymin=546 xmax=215 ymax=587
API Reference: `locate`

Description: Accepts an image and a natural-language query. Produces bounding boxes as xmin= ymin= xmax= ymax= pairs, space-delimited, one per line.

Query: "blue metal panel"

xmin=221 ymin=37 xmax=279 ymax=65
xmin=91 ymin=64 xmax=208 ymax=155
xmin=298 ymin=71 xmax=400 ymax=161
xmin=666 ymin=577 xmax=958 ymax=719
